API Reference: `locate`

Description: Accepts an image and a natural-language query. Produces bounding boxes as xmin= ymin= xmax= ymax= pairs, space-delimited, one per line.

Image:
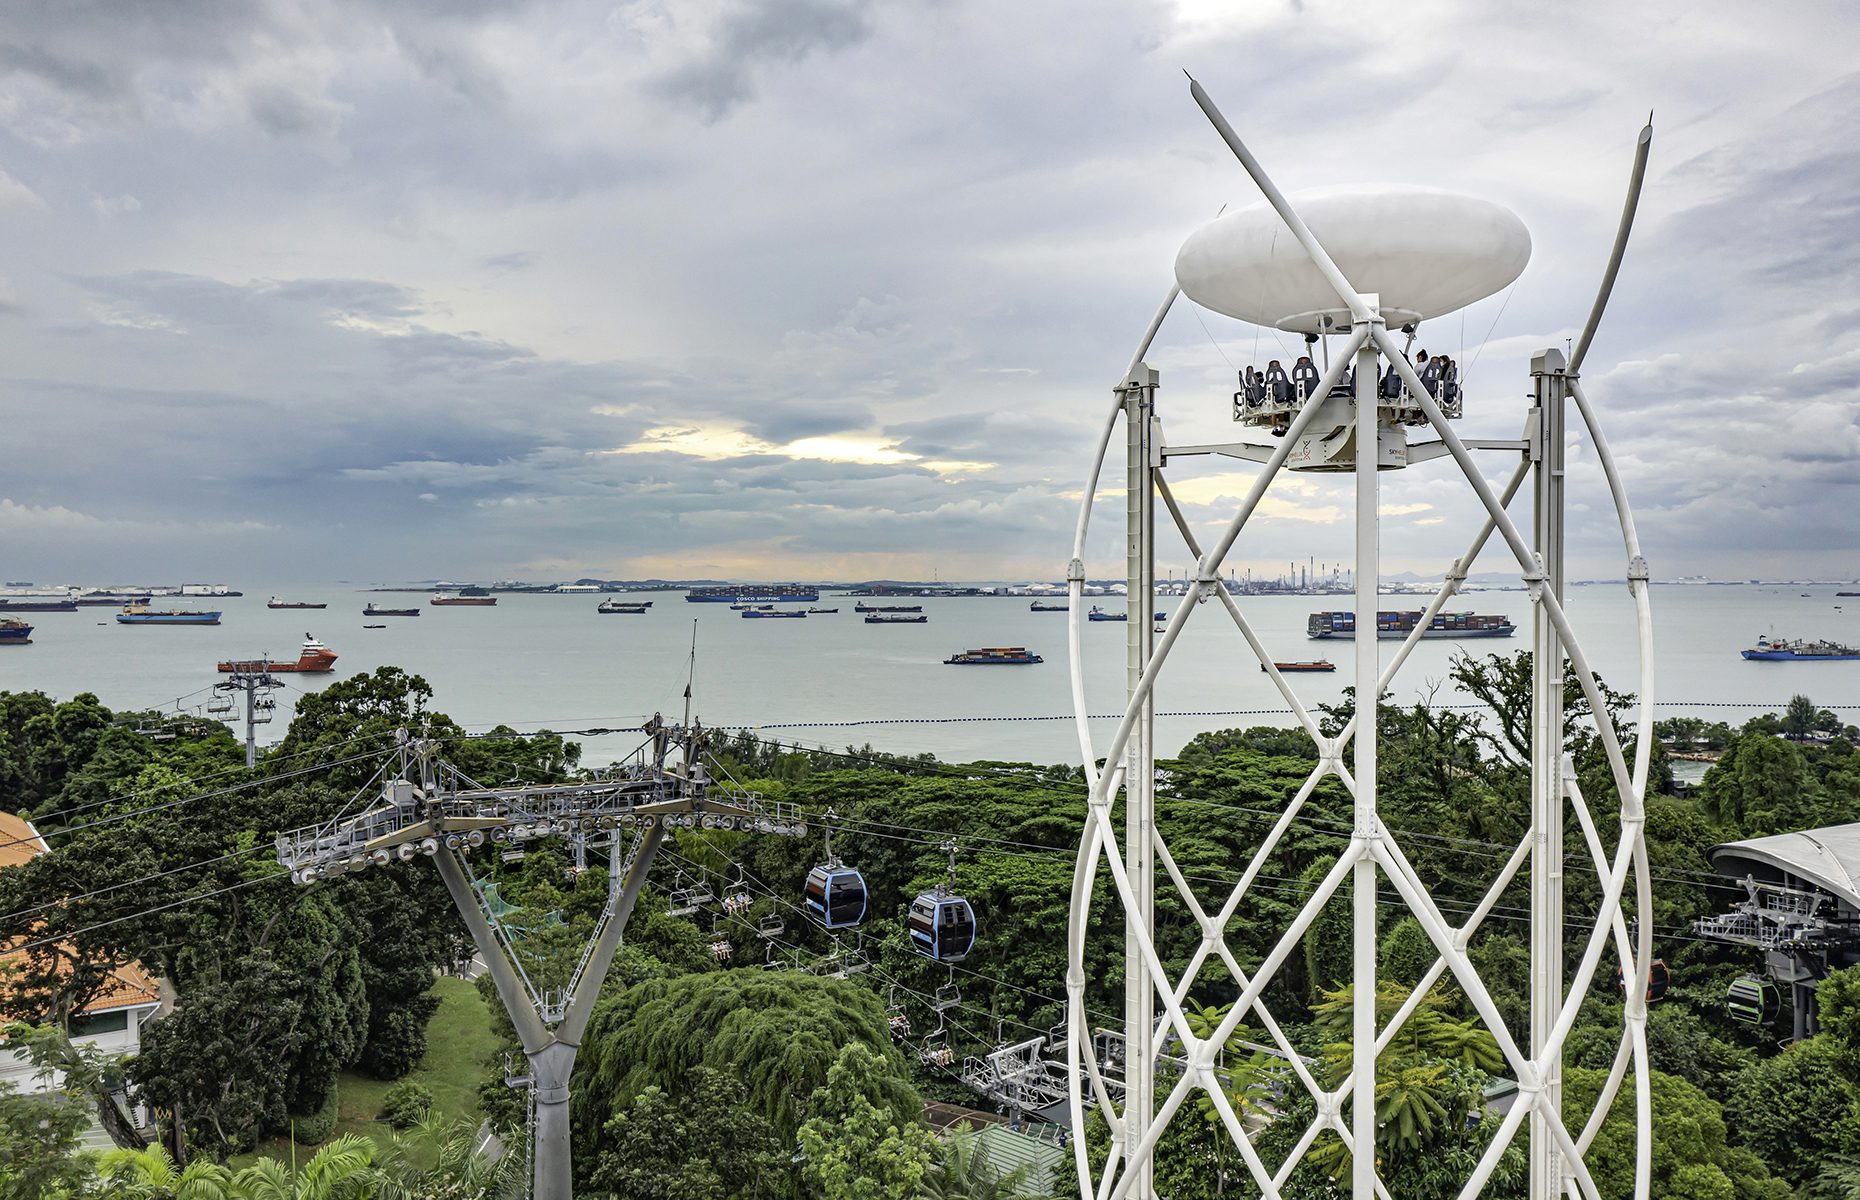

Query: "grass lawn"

xmin=236 ymin=975 xmax=501 ymax=1167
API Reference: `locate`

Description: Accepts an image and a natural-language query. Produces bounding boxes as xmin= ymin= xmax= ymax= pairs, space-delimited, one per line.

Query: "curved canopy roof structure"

xmin=1711 ymin=823 xmax=1860 ymax=909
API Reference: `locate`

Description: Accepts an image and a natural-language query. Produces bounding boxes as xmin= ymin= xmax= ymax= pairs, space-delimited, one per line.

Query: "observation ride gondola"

xmin=1058 ymin=76 xmax=1664 ymax=1200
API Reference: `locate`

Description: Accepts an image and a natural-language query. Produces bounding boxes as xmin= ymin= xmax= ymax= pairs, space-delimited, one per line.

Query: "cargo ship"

xmin=866 ymin=614 xmax=927 ymax=624
xmin=76 ymin=594 xmax=151 ymax=606
xmin=945 ymin=647 xmax=1043 ymax=664
xmin=364 ymin=603 xmax=420 ymax=617
xmin=686 ymin=585 xmax=820 ymax=603
xmin=854 ymin=602 xmax=922 ymax=612
xmin=0 ymin=599 xmax=77 ymax=612
xmin=220 ymin=635 xmax=338 ymax=673
xmin=432 ymin=592 xmax=496 ymax=605
xmin=268 ymin=597 xmax=327 ymax=609
xmin=117 ymin=604 xmax=220 ymax=625
xmin=1741 ymin=636 xmax=1860 ymax=661
xmin=1262 ymin=660 xmax=1335 ymax=672
xmin=1088 ymin=606 xmax=1126 ymax=622
xmin=809 ymin=607 xmax=839 ymax=614
xmin=1307 ymin=611 xmax=1514 ymax=640
xmin=0 ymin=619 xmax=32 ymax=644
xmin=743 ymin=609 xmax=806 ymax=619
xmin=1030 ymin=602 xmax=1069 ymax=612
xmin=597 ymin=599 xmax=651 ymax=613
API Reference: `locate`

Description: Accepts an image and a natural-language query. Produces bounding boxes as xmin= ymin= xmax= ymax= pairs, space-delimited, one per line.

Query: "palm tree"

xmin=97 ymin=1144 xmax=235 ymax=1199
xmin=229 ymin=1135 xmax=380 ymax=1200
xmin=371 ymin=1115 xmax=522 ymax=1200
xmin=920 ymin=1122 xmax=1045 ymax=1200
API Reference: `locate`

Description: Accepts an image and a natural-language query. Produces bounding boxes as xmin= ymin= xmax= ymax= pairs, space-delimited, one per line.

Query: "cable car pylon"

xmin=272 ymin=717 xmax=808 ymax=1200
xmin=1064 ymin=79 xmax=1658 ymax=1200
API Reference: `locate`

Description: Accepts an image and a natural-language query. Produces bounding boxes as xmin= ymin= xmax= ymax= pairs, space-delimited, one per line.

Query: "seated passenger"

xmin=1328 ymin=365 xmax=1355 ymax=397
xmin=1290 ymin=356 xmax=1320 ymax=401
xmin=1438 ymin=355 xmax=1459 ymax=404
xmin=1417 ymin=350 xmax=1441 ymax=398
xmin=1265 ymin=360 xmax=1291 ymax=402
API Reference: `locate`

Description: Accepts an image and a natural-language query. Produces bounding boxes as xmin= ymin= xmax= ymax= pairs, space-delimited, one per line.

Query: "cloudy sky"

xmin=1 ymin=0 xmax=1857 ymax=585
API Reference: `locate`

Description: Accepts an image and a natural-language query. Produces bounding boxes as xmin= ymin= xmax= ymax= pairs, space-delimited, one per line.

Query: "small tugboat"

xmin=743 ymin=608 xmax=806 ymax=619
xmin=1741 ymin=635 xmax=1860 ymax=661
xmin=945 ymin=647 xmax=1043 ymax=664
xmin=364 ymin=603 xmax=420 ymax=617
xmin=1262 ymin=660 xmax=1336 ymax=672
xmin=866 ymin=613 xmax=927 ymax=624
xmin=855 ymin=602 xmax=924 ymax=612
xmin=0 ymin=618 xmax=33 ymax=644
xmin=0 ymin=599 xmax=77 ymax=612
xmin=268 ymin=597 xmax=327 ymax=609
xmin=117 ymin=604 xmax=221 ymax=625
xmin=598 ymin=599 xmax=651 ymax=614
xmin=1030 ymin=601 xmax=1069 ymax=612
xmin=1088 ymin=606 xmax=1126 ymax=622
xmin=220 ymin=634 xmax=338 ymax=673
xmin=808 ymin=607 xmax=839 ymax=614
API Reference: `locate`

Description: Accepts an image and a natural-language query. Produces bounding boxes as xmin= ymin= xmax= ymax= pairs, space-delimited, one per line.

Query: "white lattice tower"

xmin=1063 ymin=81 xmax=1659 ymax=1200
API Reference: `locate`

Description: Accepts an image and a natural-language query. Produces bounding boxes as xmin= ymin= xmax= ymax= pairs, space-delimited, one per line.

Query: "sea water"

xmin=1 ymin=584 xmax=1855 ymax=768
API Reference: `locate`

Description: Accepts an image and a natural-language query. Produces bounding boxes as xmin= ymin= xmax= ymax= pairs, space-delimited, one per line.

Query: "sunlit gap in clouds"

xmin=603 ymin=420 xmax=996 ymax=478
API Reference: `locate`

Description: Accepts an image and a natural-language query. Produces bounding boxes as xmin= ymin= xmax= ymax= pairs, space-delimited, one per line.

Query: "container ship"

xmin=0 ymin=599 xmax=77 ymax=612
xmin=364 ymin=603 xmax=420 ymax=617
xmin=1742 ymin=636 xmax=1860 ymax=661
xmin=220 ymin=635 xmax=338 ymax=673
xmin=686 ymin=585 xmax=820 ymax=603
xmin=117 ymin=604 xmax=221 ymax=625
xmin=1307 ymin=611 xmax=1514 ymax=640
xmin=268 ymin=597 xmax=327 ymax=609
xmin=0 ymin=619 xmax=32 ymax=644
xmin=945 ymin=647 xmax=1043 ymax=664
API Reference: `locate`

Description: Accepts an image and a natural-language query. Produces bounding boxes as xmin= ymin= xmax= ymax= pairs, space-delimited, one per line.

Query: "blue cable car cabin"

xmin=908 ymin=892 xmax=976 ymax=962
xmin=804 ymin=863 xmax=868 ymax=928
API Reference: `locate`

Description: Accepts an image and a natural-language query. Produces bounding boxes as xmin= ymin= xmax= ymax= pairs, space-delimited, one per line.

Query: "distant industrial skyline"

xmin=2 ymin=2 xmax=1857 ymax=585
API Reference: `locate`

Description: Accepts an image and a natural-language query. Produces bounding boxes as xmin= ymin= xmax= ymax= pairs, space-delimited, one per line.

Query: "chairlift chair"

xmin=667 ymin=872 xmax=700 ymax=918
xmin=919 ymin=1030 xmax=954 ymax=1068
xmin=932 ymin=981 xmax=961 ymax=1012
xmin=757 ymin=913 xmax=785 ymax=939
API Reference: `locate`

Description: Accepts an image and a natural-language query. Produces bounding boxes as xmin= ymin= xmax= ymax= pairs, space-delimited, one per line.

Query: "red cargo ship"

xmin=219 ymin=634 xmax=338 ymax=673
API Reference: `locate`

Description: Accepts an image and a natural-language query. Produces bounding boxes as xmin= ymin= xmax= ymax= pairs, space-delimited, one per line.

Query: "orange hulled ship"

xmin=219 ymin=634 xmax=338 ymax=673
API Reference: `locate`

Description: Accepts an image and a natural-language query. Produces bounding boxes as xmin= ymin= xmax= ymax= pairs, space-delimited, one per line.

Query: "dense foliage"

xmin=6 ymin=659 xmax=1860 ymax=1195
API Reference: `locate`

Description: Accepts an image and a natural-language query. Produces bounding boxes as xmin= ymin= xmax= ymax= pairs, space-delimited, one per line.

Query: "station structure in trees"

xmin=1062 ymin=80 xmax=1660 ymax=1200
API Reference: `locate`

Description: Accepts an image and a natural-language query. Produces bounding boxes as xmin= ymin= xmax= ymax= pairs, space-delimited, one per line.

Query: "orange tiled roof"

xmin=0 ymin=810 xmax=162 ymax=1015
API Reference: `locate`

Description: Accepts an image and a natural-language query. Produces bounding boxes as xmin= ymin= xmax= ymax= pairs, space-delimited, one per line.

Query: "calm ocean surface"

xmin=2 ymin=584 xmax=1856 ymax=768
